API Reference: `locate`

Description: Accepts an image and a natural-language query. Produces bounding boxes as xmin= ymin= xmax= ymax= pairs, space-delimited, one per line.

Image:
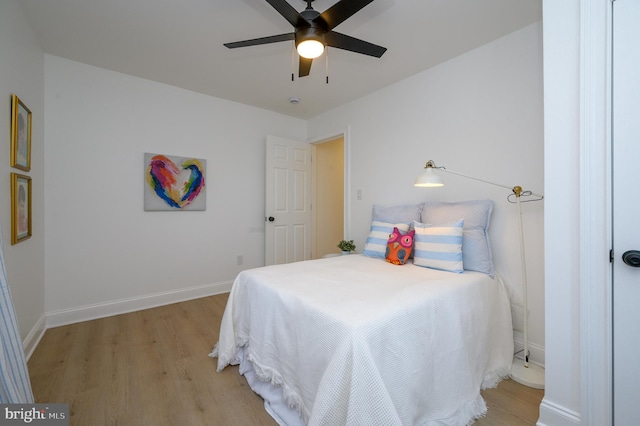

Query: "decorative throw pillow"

xmin=363 ymin=221 xmax=411 ymax=259
xmin=421 ymin=200 xmax=494 ymax=277
xmin=385 ymin=227 xmax=415 ymax=265
xmin=371 ymin=203 xmax=423 ymax=259
xmin=413 ymin=219 xmax=464 ymax=273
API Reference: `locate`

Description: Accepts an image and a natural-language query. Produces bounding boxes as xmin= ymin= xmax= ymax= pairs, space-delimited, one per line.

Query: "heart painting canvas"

xmin=144 ymin=152 xmax=206 ymax=211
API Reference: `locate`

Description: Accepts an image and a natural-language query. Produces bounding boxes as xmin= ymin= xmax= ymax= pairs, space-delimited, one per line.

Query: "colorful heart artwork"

xmin=144 ymin=153 xmax=206 ymax=211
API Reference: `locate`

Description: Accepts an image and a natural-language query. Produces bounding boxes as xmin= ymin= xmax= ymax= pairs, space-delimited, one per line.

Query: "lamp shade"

xmin=414 ymin=167 xmax=444 ymax=187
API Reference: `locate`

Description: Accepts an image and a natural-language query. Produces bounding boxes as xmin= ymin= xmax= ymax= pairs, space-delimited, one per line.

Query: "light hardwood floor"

xmin=28 ymin=294 xmax=543 ymax=425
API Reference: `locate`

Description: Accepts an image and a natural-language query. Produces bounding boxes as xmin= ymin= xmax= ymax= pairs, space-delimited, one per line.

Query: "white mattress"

xmin=211 ymin=254 xmax=513 ymax=425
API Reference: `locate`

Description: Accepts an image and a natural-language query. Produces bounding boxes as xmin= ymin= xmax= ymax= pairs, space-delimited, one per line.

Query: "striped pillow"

xmin=363 ymin=221 xmax=411 ymax=259
xmin=421 ymin=200 xmax=494 ymax=276
xmin=413 ymin=219 xmax=464 ymax=273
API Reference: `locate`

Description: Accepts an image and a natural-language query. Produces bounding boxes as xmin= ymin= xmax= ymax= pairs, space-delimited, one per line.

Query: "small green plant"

xmin=337 ymin=239 xmax=356 ymax=252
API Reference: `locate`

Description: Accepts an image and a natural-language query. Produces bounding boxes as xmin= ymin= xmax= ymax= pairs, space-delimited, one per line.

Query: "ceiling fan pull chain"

xmin=325 ymin=48 xmax=329 ymax=84
xmin=291 ymin=39 xmax=296 ymax=81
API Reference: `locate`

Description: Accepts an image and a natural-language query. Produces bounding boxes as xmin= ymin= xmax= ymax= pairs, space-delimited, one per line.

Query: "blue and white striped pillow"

xmin=421 ymin=200 xmax=494 ymax=277
xmin=413 ymin=219 xmax=464 ymax=273
xmin=363 ymin=221 xmax=410 ymax=259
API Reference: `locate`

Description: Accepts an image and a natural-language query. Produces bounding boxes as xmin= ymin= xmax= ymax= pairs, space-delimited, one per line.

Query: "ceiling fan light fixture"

xmin=297 ymin=39 xmax=324 ymax=59
xmin=296 ymin=26 xmax=325 ymax=59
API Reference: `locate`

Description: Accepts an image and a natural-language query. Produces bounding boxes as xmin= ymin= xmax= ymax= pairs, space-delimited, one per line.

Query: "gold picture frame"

xmin=11 ymin=173 xmax=32 ymax=245
xmin=11 ymin=94 xmax=32 ymax=171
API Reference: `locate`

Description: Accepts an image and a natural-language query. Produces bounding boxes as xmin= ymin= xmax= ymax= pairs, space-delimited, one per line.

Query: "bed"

xmin=211 ymin=200 xmax=513 ymax=425
xmin=211 ymin=253 xmax=513 ymax=425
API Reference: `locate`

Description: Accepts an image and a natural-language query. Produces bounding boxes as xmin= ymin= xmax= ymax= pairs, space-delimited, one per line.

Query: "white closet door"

xmin=612 ymin=1 xmax=640 ymax=424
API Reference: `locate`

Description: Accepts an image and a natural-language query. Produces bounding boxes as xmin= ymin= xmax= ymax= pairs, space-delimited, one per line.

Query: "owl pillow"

xmin=385 ymin=227 xmax=415 ymax=265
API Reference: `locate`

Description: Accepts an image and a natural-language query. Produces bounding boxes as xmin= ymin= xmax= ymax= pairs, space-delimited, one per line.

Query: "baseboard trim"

xmin=22 ymin=313 xmax=46 ymax=361
xmin=537 ymin=397 xmax=581 ymax=426
xmin=45 ymin=280 xmax=233 ymax=329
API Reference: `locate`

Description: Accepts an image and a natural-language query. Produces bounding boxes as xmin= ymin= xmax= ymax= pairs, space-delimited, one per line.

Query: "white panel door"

xmin=613 ymin=1 xmax=640 ymax=424
xmin=265 ymin=135 xmax=312 ymax=265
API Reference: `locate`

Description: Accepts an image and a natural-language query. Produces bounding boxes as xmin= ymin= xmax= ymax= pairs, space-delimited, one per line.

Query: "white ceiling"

xmin=19 ymin=0 xmax=541 ymax=119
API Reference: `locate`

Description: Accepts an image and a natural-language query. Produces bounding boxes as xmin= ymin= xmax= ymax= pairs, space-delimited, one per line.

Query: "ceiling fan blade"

xmin=266 ymin=0 xmax=310 ymax=29
xmin=299 ymin=57 xmax=313 ymax=77
xmin=325 ymin=31 xmax=387 ymax=57
xmin=314 ymin=0 xmax=374 ymax=31
xmin=224 ymin=33 xmax=294 ymax=49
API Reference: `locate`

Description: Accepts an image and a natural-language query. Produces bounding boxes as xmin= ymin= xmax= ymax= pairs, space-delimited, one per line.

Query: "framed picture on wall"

xmin=10 ymin=94 xmax=32 ymax=171
xmin=11 ymin=173 xmax=32 ymax=245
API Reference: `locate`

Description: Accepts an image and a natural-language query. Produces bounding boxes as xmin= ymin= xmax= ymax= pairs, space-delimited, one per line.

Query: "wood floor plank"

xmin=476 ymin=378 xmax=544 ymax=425
xmin=28 ymin=294 xmax=543 ymax=425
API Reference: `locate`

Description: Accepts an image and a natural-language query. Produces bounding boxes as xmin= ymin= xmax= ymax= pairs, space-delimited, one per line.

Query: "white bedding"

xmin=211 ymin=254 xmax=513 ymax=425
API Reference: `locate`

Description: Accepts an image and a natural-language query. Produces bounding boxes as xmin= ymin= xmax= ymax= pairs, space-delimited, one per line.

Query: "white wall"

xmin=43 ymin=56 xmax=306 ymax=325
xmin=539 ymin=2 xmax=581 ymax=423
xmin=0 ymin=0 xmax=46 ymax=355
xmin=308 ymin=23 xmax=545 ymax=364
xmin=539 ymin=1 xmax=611 ymax=424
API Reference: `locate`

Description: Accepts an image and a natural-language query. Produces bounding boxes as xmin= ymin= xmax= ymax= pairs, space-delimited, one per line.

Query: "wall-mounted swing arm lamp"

xmin=415 ymin=160 xmax=544 ymax=389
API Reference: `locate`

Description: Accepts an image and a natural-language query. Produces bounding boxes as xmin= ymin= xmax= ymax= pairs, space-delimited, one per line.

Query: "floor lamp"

xmin=415 ymin=160 xmax=545 ymax=389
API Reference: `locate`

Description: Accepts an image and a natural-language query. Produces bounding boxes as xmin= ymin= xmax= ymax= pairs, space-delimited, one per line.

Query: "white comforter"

xmin=212 ymin=254 xmax=513 ymax=425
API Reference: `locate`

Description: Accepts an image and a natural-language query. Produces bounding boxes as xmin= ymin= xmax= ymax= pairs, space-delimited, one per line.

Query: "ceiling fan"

xmin=224 ymin=0 xmax=387 ymax=78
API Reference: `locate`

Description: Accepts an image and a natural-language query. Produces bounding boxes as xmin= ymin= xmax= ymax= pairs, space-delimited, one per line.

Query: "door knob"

xmin=622 ymin=250 xmax=640 ymax=267
xmin=268 ymin=216 xmax=275 ymax=222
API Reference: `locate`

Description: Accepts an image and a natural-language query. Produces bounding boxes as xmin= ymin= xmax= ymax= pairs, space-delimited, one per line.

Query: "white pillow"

xmin=413 ymin=220 xmax=464 ymax=273
xmin=372 ymin=203 xmax=424 ymax=223
xmin=421 ymin=200 xmax=494 ymax=277
xmin=363 ymin=221 xmax=411 ymax=259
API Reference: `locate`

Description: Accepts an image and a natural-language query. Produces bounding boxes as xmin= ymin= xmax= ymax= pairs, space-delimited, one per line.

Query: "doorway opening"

xmin=313 ymin=136 xmax=344 ymax=258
